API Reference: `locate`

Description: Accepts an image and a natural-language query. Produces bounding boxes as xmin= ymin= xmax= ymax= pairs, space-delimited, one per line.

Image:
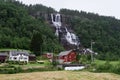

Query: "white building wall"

xmin=9 ymin=51 xmax=29 ymax=63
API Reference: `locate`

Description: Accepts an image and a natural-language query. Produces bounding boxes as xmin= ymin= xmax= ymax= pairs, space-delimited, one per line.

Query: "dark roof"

xmin=0 ymin=53 xmax=8 ymax=56
xmin=61 ymin=64 xmax=84 ymax=67
xmin=10 ymin=51 xmax=29 ymax=56
xmin=29 ymin=54 xmax=36 ymax=57
xmin=59 ymin=50 xmax=73 ymax=56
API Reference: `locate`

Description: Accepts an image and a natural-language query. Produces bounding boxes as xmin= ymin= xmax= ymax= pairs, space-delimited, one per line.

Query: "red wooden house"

xmin=59 ymin=50 xmax=77 ymax=64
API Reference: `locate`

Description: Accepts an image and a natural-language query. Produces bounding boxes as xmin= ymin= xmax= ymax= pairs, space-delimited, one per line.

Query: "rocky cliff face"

xmin=30 ymin=12 xmax=81 ymax=50
xmin=50 ymin=13 xmax=80 ymax=50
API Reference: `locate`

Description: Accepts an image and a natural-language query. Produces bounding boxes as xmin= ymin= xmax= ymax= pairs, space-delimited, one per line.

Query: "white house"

xmin=9 ymin=51 xmax=29 ymax=63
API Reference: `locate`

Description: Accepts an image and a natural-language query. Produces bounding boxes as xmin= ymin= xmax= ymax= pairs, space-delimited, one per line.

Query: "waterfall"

xmin=51 ymin=13 xmax=80 ymax=47
xmin=65 ymin=27 xmax=79 ymax=45
xmin=51 ymin=13 xmax=61 ymax=27
xmin=51 ymin=13 xmax=62 ymax=36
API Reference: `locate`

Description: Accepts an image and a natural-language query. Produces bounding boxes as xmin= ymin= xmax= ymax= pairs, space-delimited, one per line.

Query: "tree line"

xmin=0 ymin=0 xmax=64 ymax=55
xmin=60 ymin=9 xmax=120 ymax=60
xmin=1 ymin=0 xmax=120 ymax=60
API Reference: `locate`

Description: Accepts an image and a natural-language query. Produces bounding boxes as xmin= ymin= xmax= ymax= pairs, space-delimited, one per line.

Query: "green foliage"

xmin=0 ymin=64 xmax=22 ymax=74
xmin=95 ymin=61 xmax=112 ymax=72
xmin=60 ymin=9 xmax=120 ymax=60
xmin=79 ymin=54 xmax=91 ymax=64
xmin=44 ymin=60 xmax=51 ymax=67
xmin=0 ymin=0 xmax=64 ymax=54
xmin=76 ymin=54 xmax=81 ymax=62
xmin=30 ymin=31 xmax=43 ymax=56
xmin=27 ymin=4 xmax=56 ymax=15
xmin=1 ymin=0 xmax=120 ymax=60
xmin=6 ymin=61 xmax=27 ymax=65
xmin=90 ymin=60 xmax=120 ymax=74
xmin=111 ymin=62 xmax=120 ymax=74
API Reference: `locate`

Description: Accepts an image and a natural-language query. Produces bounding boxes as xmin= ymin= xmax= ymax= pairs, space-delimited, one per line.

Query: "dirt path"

xmin=0 ymin=71 xmax=120 ymax=80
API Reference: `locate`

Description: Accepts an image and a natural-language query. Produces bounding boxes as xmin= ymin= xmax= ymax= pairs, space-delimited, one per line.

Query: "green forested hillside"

xmin=0 ymin=0 xmax=63 ymax=53
xmin=60 ymin=9 xmax=120 ymax=60
xmin=0 ymin=0 xmax=120 ymax=60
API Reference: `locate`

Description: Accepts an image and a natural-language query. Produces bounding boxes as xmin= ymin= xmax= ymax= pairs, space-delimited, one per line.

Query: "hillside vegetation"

xmin=0 ymin=0 xmax=63 ymax=54
xmin=0 ymin=0 xmax=120 ymax=60
xmin=60 ymin=9 xmax=120 ymax=60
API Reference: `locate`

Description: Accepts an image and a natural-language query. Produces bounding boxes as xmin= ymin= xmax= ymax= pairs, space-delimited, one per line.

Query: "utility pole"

xmin=91 ymin=40 xmax=95 ymax=62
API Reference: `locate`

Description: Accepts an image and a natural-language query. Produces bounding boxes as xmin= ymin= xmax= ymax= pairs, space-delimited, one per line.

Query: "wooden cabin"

xmin=0 ymin=53 xmax=7 ymax=63
xmin=59 ymin=50 xmax=76 ymax=64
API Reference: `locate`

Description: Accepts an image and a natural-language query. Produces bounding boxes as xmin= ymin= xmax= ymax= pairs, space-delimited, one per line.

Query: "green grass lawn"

xmin=11 ymin=60 xmax=51 ymax=70
xmin=12 ymin=63 xmax=44 ymax=67
xmin=0 ymin=48 xmax=31 ymax=52
xmin=94 ymin=59 xmax=120 ymax=65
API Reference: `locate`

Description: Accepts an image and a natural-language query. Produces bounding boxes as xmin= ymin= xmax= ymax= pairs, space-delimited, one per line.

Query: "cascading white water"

xmin=51 ymin=13 xmax=80 ymax=46
xmin=65 ymin=27 xmax=78 ymax=45
xmin=51 ymin=13 xmax=61 ymax=36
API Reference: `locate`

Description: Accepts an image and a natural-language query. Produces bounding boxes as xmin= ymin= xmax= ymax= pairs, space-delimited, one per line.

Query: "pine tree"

xmin=30 ymin=31 xmax=43 ymax=56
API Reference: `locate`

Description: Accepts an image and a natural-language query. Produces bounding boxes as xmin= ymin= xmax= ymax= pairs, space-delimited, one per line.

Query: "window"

xmin=24 ymin=57 xmax=27 ymax=60
xmin=14 ymin=57 xmax=17 ymax=60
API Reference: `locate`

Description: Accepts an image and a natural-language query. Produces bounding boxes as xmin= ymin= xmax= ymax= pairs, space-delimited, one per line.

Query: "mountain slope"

xmin=60 ymin=9 xmax=120 ymax=60
xmin=0 ymin=0 xmax=64 ymax=53
xmin=1 ymin=0 xmax=120 ymax=60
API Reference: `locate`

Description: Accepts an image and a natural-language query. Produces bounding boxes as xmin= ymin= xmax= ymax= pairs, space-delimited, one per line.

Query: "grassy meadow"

xmin=0 ymin=71 xmax=120 ymax=80
xmin=94 ymin=60 xmax=120 ymax=65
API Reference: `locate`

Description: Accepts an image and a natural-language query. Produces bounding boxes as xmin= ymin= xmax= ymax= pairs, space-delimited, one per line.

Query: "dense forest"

xmin=0 ymin=0 xmax=120 ymax=60
xmin=60 ymin=9 xmax=120 ymax=60
xmin=0 ymin=0 xmax=64 ymax=54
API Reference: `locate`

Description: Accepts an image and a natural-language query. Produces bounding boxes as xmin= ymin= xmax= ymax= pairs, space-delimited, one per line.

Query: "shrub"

xmin=0 ymin=68 xmax=15 ymax=74
xmin=0 ymin=64 xmax=22 ymax=74
xmin=94 ymin=61 xmax=120 ymax=74
xmin=7 ymin=61 xmax=27 ymax=65
xmin=95 ymin=61 xmax=112 ymax=72
xmin=111 ymin=62 xmax=120 ymax=74
xmin=14 ymin=67 xmax=22 ymax=73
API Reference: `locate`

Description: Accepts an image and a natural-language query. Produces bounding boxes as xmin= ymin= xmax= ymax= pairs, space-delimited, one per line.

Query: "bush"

xmin=0 ymin=68 xmax=14 ymax=74
xmin=111 ymin=62 xmax=120 ymax=74
xmin=95 ymin=61 xmax=112 ymax=72
xmin=14 ymin=67 xmax=22 ymax=73
xmin=44 ymin=61 xmax=51 ymax=66
xmin=93 ymin=61 xmax=120 ymax=74
xmin=0 ymin=64 xmax=23 ymax=74
xmin=7 ymin=61 xmax=27 ymax=65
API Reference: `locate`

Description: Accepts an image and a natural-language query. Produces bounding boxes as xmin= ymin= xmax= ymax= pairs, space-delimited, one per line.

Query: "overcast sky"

xmin=19 ymin=0 xmax=120 ymax=19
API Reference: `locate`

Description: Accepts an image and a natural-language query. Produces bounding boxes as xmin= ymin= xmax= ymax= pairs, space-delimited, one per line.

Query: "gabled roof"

xmin=10 ymin=51 xmax=29 ymax=56
xmin=59 ymin=50 xmax=73 ymax=56
xmin=0 ymin=53 xmax=8 ymax=56
xmin=29 ymin=54 xmax=36 ymax=57
xmin=82 ymin=48 xmax=94 ymax=54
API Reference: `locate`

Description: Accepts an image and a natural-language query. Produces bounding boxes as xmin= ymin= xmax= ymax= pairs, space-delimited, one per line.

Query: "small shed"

xmin=59 ymin=50 xmax=77 ymax=64
xmin=0 ymin=53 xmax=7 ymax=63
xmin=29 ymin=54 xmax=36 ymax=61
